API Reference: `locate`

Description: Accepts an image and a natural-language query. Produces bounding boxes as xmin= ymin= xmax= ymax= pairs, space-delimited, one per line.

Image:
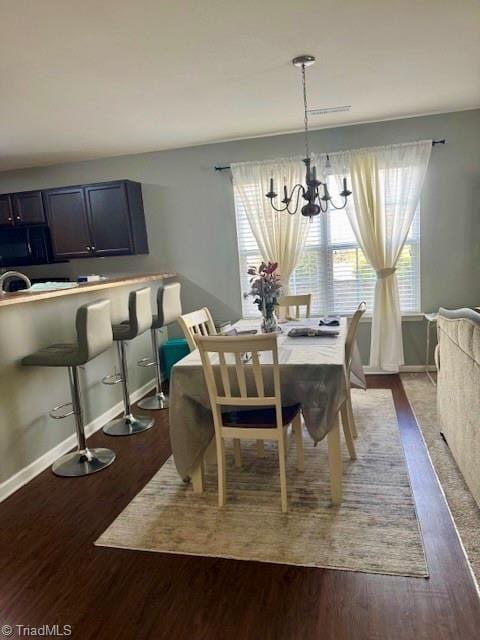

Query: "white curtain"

xmin=231 ymin=157 xmax=309 ymax=291
xmin=325 ymin=141 xmax=431 ymax=372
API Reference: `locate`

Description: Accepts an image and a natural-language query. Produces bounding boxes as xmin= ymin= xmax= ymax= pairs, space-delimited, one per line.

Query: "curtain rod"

xmin=213 ymin=139 xmax=446 ymax=172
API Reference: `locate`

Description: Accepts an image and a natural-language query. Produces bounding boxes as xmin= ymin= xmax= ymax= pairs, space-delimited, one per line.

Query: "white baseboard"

xmin=0 ymin=378 xmax=156 ymax=504
xmin=365 ymin=364 xmax=437 ymax=375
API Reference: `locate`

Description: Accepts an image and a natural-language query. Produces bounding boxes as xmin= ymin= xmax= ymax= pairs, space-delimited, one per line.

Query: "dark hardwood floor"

xmin=1 ymin=375 xmax=479 ymax=639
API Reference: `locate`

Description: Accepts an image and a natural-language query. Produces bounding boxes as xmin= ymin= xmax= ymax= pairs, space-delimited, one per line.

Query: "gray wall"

xmin=1 ymin=109 xmax=479 ymax=365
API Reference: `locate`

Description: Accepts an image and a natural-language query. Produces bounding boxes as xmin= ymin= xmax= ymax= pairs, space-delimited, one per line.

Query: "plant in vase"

xmin=244 ymin=262 xmax=282 ymax=333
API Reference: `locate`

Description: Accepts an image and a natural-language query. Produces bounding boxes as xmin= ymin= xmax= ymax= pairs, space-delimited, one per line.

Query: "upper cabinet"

xmin=0 ymin=195 xmax=14 ymax=227
xmin=84 ymin=182 xmax=135 ymax=256
xmin=0 ymin=180 xmax=149 ymax=261
xmin=0 ymin=191 xmax=46 ymax=228
xmin=12 ymin=191 xmax=46 ymax=225
xmin=43 ymin=180 xmax=149 ymax=260
xmin=43 ymin=187 xmax=92 ymax=259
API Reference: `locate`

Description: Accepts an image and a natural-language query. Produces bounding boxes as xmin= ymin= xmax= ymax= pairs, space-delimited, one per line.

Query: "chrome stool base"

xmin=103 ymin=413 xmax=154 ymax=436
xmin=52 ymin=447 xmax=116 ymax=477
xmin=137 ymin=392 xmax=169 ymax=410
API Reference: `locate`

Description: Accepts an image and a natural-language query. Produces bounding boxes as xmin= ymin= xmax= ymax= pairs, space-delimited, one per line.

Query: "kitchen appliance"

xmin=0 ymin=226 xmax=53 ymax=267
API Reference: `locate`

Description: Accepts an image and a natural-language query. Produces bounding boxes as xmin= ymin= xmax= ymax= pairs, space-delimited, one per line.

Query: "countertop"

xmin=0 ymin=272 xmax=176 ymax=308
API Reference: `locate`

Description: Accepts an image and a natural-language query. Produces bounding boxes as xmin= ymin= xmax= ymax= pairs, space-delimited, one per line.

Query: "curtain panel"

xmin=231 ymin=157 xmax=309 ymax=291
xmin=320 ymin=141 xmax=431 ymax=372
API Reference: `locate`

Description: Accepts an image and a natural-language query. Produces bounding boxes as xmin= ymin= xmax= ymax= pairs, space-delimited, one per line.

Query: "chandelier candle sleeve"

xmin=264 ymin=55 xmax=352 ymax=218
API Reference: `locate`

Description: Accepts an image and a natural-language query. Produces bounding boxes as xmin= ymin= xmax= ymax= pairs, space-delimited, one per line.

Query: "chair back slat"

xmin=277 ymin=294 xmax=312 ymax=319
xmin=178 ymin=307 xmax=217 ymax=351
xmin=234 ymin=352 xmax=248 ymax=397
xmin=345 ymin=302 xmax=367 ymax=371
xmin=195 ymin=334 xmax=282 ymax=416
xmin=251 ymin=351 xmax=265 ymax=396
xmin=218 ymin=352 xmax=231 ymax=397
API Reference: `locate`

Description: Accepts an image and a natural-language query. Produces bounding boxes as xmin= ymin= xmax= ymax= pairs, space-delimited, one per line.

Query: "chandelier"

xmin=265 ymin=55 xmax=352 ymax=218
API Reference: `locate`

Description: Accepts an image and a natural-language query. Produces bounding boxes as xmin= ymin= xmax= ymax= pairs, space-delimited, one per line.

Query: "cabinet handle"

xmin=86 ymin=246 xmax=91 ymax=251
xmin=16 ymin=216 xmax=21 ymax=221
xmin=91 ymin=245 xmax=96 ymax=251
xmin=7 ymin=217 xmax=12 ymax=222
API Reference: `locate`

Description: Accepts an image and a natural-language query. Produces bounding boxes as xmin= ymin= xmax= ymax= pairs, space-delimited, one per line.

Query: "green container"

xmin=161 ymin=338 xmax=190 ymax=379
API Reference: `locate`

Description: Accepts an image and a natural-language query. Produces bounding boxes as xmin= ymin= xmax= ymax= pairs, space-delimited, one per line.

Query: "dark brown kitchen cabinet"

xmin=0 ymin=195 xmax=14 ymax=227
xmin=43 ymin=187 xmax=92 ymax=259
xmin=84 ymin=182 xmax=134 ymax=256
xmin=43 ymin=180 xmax=148 ymax=260
xmin=12 ymin=191 xmax=46 ymax=225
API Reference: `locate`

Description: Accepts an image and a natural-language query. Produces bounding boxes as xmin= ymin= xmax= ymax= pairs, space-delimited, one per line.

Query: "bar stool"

xmin=102 ymin=287 xmax=155 ymax=436
xmin=138 ymin=282 xmax=182 ymax=410
xmin=21 ymin=299 xmax=116 ymax=477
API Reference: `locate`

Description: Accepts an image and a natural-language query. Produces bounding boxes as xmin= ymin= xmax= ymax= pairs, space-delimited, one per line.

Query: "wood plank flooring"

xmin=0 ymin=375 xmax=479 ymax=639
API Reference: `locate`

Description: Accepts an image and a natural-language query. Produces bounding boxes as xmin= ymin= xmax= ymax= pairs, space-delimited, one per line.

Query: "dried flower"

xmin=244 ymin=261 xmax=282 ymax=312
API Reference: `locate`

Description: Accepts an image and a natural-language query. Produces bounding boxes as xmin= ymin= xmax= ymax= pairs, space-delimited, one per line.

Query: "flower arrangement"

xmin=244 ymin=261 xmax=282 ymax=332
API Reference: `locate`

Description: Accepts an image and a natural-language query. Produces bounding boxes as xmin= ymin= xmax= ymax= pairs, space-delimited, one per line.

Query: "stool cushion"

xmin=22 ymin=343 xmax=83 ymax=368
xmin=112 ymin=321 xmax=136 ymax=341
xmin=151 ymin=314 xmax=161 ymax=330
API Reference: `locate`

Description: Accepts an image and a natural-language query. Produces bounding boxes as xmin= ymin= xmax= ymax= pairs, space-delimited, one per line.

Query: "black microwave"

xmin=0 ymin=226 xmax=53 ymax=267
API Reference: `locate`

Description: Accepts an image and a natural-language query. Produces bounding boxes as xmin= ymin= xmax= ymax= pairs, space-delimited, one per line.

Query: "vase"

xmin=261 ymin=305 xmax=278 ymax=333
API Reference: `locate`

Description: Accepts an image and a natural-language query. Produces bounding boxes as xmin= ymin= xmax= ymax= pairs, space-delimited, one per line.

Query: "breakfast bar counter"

xmin=0 ymin=271 xmax=177 ymax=494
xmin=0 ymin=272 xmax=176 ymax=308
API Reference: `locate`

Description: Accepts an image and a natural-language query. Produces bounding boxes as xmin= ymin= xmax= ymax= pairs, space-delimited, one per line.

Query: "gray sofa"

xmin=436 ymin=307 xmax=480 ymax=507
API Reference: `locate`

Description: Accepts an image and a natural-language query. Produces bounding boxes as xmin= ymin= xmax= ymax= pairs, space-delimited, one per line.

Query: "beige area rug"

xmin=96 ymin=389 xmax=428 ymax=577
xmin=401 ymin=374 xmax=480 ymax=587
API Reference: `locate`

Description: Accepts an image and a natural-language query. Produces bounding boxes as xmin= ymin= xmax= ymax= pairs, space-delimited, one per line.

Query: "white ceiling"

xmin=0 ymin=0 xmax=479 ymax=171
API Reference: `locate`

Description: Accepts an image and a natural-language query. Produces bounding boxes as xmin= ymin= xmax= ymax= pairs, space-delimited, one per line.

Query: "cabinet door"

xmin=44 ymin=187 xmax=92 ymax=259
xmin=12 ymin=191 xmax=46 ymax=225
xmin=0 ymin=195 xmax=14 ymax=227
xmin=85 ymin=182 xmax=133 ymax=256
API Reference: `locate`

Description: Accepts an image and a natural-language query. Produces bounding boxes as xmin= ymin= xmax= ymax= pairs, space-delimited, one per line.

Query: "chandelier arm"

xmin=268 ymin=184 xmax=305 ymax=213
xmin=290 ymin=183 xmax=307 ymax=193
xmin=286 ymin=184 xmax=304 ymax=215
xmin=313 ymin=187 xmax=328 ymax=214
xmin=269 ymin=201 xmax=290 ymax=213
xmin=328 ymin=197 xmax=349 ymax=210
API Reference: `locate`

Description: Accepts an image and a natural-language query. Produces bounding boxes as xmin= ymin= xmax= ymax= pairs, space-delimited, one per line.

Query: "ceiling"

xmin=0 ymin=0 xmax=479 ymax=171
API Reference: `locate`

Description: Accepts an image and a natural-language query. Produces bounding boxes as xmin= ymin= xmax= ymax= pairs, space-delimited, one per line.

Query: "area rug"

xmin=96 ymin=389 xmax=428 ymax=577
xmin=401 ymin=373 xmax=480 ymax=588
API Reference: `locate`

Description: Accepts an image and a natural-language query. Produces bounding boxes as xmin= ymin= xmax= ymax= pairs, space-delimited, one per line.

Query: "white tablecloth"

xmin=169 ymin=318 xmax=363 ymax=479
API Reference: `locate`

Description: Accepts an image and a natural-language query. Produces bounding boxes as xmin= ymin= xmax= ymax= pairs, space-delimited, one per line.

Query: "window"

xmin=235 ymin=178 xmax=420 ymax=317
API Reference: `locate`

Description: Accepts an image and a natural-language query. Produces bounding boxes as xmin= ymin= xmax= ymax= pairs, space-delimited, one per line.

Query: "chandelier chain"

xmin=302 ymin=63 xmax=310 ymax=160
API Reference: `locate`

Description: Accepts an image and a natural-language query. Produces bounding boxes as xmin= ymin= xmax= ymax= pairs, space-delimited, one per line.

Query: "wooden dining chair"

xmin=195 ymin=333 xmax=308 ymax=513
xmin=178 ymin=307 xmax=217 ymax=351
xmin=277 ymin=293 xmax=312 ymax=320
xmin=342 ymin=301 xmax=367 ymax=440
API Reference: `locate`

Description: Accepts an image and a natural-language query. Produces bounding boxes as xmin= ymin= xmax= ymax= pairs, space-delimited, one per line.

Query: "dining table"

xmin=169 ymin=317 xmax=365 ymax=489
